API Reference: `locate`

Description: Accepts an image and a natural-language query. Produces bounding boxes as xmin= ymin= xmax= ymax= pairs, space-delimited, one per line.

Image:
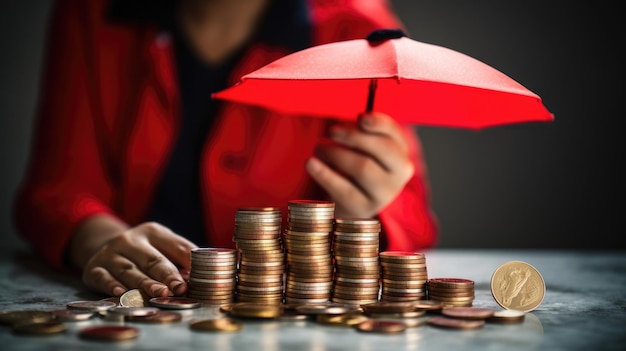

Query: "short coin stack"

xmin=331 ymin=218 xmax=381 ymax=305
xmin=379 ymin=251 xmax=428 ymax=302
xmin=283 ymin=200 xmax=335 ymax=304
xmin=232 ymin=207 xmax=285 ymax=304
xmin=427 ymin=278 xmax=475 ymax=307
xmin=187 ymin=248 xmax=238 ymax=305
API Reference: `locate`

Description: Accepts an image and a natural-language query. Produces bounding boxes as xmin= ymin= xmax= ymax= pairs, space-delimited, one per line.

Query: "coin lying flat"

xmin=67 ymin=300 xmax=117 ymax=312
xmin=295 ymin=303 xmax=359 ymax=315
xmin=355 ymin=320 xmax=407 ymax=333
xmin=490 ymin=261 xmax=546 ymax=312
xmin=79 ymin=326 xmax=140 ymax=341
xmin=51 ymin=309 xmax=95 ymax=322
xmin=316 ymin=313 xmax=368 ymax=327
xmin=12 ymin=320 xmax=67 ymax=335
xmin=487 ymin=309 xmax=526 ymax=324
xmin=107 ymin=307 xmax=159 ymax=317
xmin=190 ymin=318 xmax=242 ymax=332
xmin=427 ymin=316 xmax=485 ymax=330
xmin=228 ymin=303 xmax=283 ymax=319
xmin=0 ymin=310 xmax=54 ymax=326
xmin=361 ymin=302 xmax=416 ymax=314
xmin=149 ymin=297 xmax=201 ymax=310
xmin=128 ymin=311 xmax=183 ymax=324
xmin=441 ymin=307 xmax=496 ymax=320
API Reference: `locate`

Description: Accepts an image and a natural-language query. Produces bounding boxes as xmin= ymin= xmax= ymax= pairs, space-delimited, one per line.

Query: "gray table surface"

xmin=0 ymin=248 xmax=624 ymax=351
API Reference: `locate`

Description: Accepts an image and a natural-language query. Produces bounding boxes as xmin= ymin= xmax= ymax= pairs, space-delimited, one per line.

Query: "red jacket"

xmin=14 ymin=0 xmax=438 ymax=269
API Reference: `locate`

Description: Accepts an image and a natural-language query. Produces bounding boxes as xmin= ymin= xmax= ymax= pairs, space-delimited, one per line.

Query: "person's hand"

xmin=306 ymin=112 xmax=415 ymax=218
xmin=69 ymin=215 xmax=197 ymax=298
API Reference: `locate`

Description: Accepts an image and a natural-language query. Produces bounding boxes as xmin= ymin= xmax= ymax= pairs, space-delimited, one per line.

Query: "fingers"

xmin=82 ymin=222 xmax=197 ymax=297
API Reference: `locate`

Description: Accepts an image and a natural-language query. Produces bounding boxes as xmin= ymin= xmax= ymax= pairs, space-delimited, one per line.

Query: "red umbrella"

xmin=213 ymin=29 xmax=553 ymax=129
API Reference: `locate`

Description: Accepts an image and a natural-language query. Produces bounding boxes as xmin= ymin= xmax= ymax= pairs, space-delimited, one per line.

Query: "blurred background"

xmin=0 ymin=1 xmax=622 ymax=252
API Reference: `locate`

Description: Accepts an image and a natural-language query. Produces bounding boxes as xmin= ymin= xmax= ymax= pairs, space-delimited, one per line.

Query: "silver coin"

xmin=67 ymin=300 xmax=117 ymax=312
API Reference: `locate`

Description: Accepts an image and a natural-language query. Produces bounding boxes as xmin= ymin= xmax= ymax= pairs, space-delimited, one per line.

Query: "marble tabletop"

xmin=0 ymin=247 xmax=624 ymax=351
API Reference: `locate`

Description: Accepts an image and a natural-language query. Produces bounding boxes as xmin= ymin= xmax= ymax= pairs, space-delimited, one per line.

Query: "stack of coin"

xmin=186 ymin=248 xmax=238 ymax=305
xmin=427 ymin=278 xmax=475 ymax=307
xmin=283 ymin=200 xmax=335 ymax=304
xmin=233 ymin=207 xmax=285 ymax=304
xmin=331 ymin=218 xmax=381 ymax=305
xmin=379 ymin=251 xmax=428 ymax=303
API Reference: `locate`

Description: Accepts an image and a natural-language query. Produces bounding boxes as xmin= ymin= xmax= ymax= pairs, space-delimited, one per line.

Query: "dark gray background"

xmin=1 ymin=1 xmax=622 ymax=251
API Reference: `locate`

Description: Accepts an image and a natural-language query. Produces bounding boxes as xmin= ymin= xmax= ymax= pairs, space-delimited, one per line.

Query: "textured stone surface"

xmin=1 ymin=248 xmax=624 ymax=351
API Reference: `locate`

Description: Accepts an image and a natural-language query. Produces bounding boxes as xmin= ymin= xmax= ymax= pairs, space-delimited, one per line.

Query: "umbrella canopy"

xmin=213 ymin=29 xmax=553 ymax=129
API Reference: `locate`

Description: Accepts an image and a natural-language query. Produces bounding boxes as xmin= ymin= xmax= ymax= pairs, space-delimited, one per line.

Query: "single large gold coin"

xmin=490 ymin=261 xmax=546 ymax=312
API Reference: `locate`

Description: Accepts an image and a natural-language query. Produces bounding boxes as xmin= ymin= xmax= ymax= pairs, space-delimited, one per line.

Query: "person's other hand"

xmin=69 ymin=215 xmax=197 ymax=298
xmin=306 ymin=112 xmax=414 ymax=219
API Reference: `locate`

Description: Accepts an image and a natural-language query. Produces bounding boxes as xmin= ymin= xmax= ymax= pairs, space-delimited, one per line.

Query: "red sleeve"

xmin=13 ymin=0 xmax=117 ymax=269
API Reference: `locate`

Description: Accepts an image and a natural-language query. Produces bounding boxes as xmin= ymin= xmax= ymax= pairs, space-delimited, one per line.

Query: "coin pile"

xmin=427 ymin=278 xmax=475 ymax=307
xmin=232 ymin=207 xmax=285 ymax=303
xmin=331 ymin=218 xmax=381 ymax=305
xmin=186 ymin=248 xmax=238 ymax=305
xmin=379 ymin=251 xmax=428 ymax=302
xmin=283 ymin=200 xmax=335 ymax=304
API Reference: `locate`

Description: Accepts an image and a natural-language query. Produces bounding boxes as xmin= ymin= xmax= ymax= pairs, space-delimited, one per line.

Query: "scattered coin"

xmin=295 ymin=303 xmax=359 ymax=315
xmin=100 ymin=296 xmax=121 ymax=305
xmin=51 ymin=309 xmax=95 ymax=322
xmin=128 ymin=311 xmax=183 ymax=324
xmin=414 ymin=299 xmax=444 ymax=311
xmin=12 ymin=320 xmax=67 ymax=335
xmin=120 ymin=289 xmax=151 ymax=307
xmin=149 ymin=297 xmax=201 ymax=310
xmin=427 ymin=316 xmax=485 ymax=330
xmin=107 ymin=306 xmax=159 ymax=317
xmin=228 ymin=302 xmax=283 ymax=319
xmin=441 ymin=307 xmax=496 ymax=320
xmin=490 ymin=261 xmax=546 ymax=312
xmin=0 ymin=310 xmax=53 ymax=326
xmin=367 ymin=310 xmax=426 ymax=319
xmin=361 ymin=302 xmax=416 ymax=314
xmin=67 ymin=300 xmax=117 ymax=312
xmin=316 ymin=313 xmax=368 ymax=327
xmin=487 ymin=309 xmax=526 ymax=324
xmin=190 ymin=318 xmax=242 ymax=332
xmin=79 ymin=325 xmax=140 ymax=341
xmin=355 ymin=320 xmax=407 ymax=333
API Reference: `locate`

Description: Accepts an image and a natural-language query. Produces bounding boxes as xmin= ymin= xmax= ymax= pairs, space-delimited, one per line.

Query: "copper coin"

xmin=441 ymin=307 xmax=495 ymax=320
xmin=228 ymin=302 xmax=283 ymax=319
xmin=427 ymin=316 xmax=485 ymax=329
xmin=149 ymin=297 xmax=201 ymax=310
xmin=190 ymin=318 xmax=243 ymax=332
xmin=80 ymin=326 xmax=140 ymax=341
xmin=295 ymin=304 xmax=359 ymax=315
xmin=12 ymin=320 xmax=67 ymax=335
xmin=355 ymin=320 xmax=407 ymax=333
xmin=316 ymin=313 xmax=369 ymax=326
xmin=487 ymin=309 xmax=526 ymax=324
xmin=108 ymin=306 xmax=159 ymax=317
xmin=414 ymin=299 xmax=444 ymax=311
xmin=128 ymin=311 xmax=183 ymax=324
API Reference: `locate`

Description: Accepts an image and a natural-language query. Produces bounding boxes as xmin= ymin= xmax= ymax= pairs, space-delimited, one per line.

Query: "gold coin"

xmin=441 ymin=307 xmax=495 ymax=320
xmin=355 ymin=320 xmax=407 ymax=333
xmin=490 ymin=261 xmax=546 ymax=312
xmin=0 ymin=310 xmax=53 ymax=326
xmin=316 ymin=313 xmax=368 ymax=327
xmin=190 ymin=318 xmax=243 ymax=332
xmin=361 ymin=302 xmax=416 ymax=314
xmin=119 ymin=289 xmax=150 ymax=307
xmin=487 ymin=309 xmax=526 ymax=324
xmin=228 ymin=302 xmax=283 ymax=319
xmin=12 ymin=320 xmax=67 ymax=335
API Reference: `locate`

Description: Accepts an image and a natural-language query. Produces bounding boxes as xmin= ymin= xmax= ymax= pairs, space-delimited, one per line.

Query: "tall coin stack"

xmin=232 ymin=207 xmax=285 ymax=304
xmin=187 ymin=248 xmax=238 ymax=305
xmin=427 ymin=278 xmax=475 ymax=307
xmin=283 ymin=200 xmax=335 ymax=304
xmin=379 ymin=251 xmax=428 ymax=302
xmin=331 ymin=218 xmax=381 ymax=306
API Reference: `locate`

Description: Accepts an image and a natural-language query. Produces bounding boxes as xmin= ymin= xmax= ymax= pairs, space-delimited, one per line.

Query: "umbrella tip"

xmin=366 ymin=28 xmax=407 ymax=43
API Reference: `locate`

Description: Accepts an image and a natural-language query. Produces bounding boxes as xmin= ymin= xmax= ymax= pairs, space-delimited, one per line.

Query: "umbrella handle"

xmin=366 ymin=79 xmax=378 ymax=113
